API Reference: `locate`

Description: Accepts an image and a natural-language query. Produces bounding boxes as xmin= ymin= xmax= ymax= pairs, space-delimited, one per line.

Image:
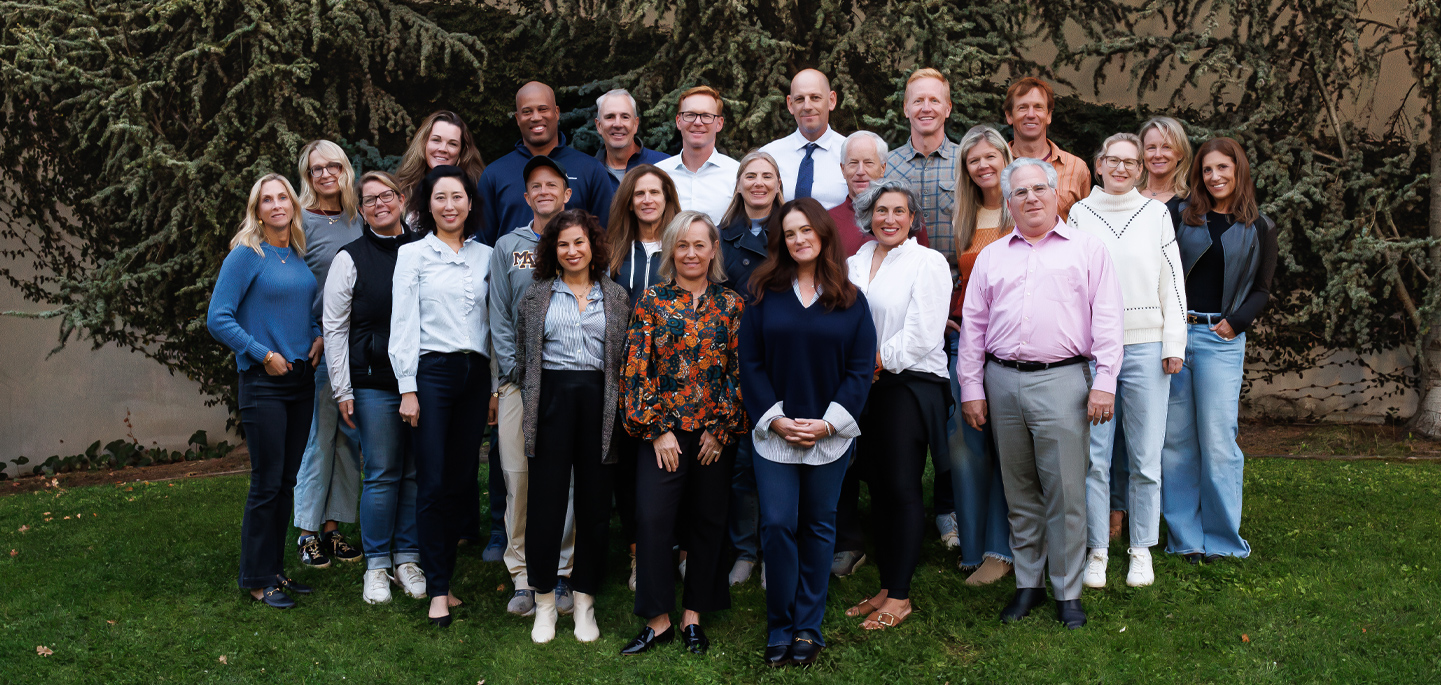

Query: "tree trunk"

xmin=1410 ymin=114 xmax=1441 ymax=436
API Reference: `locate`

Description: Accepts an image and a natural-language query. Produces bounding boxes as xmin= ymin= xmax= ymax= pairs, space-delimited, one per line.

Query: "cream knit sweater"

xmin=1068 ymin=187 xmax=1187 ymax=359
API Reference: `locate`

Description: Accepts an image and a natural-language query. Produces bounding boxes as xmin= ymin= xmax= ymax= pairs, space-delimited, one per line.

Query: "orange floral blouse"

xmin=622 ymin=281 xmax=746 ymax=445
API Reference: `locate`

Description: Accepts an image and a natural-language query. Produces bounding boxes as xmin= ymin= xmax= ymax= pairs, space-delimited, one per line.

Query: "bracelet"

xmin=263 ymin=351 xmax=274 ymax=365
xmin=826 ymin=422 xmax=834 ymax=437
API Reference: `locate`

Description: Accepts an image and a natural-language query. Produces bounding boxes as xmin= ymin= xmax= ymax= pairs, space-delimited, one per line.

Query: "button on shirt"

xmin=388 ymin=233 xmax=494 ymax=394
xmin=659 ymin=150 xmax=741 ymax=225
xmin=760 ymin=127 xmax=848 ymax=209
xmin=958 ymin=219 xmax=1125 ymax=402
xmin=542 ymin=279 xmax=607 ymax=371
xmin=885 ymin=137 xmax=961 ymax=270
xmin=846 ymin=238 xmax=952 ymax=379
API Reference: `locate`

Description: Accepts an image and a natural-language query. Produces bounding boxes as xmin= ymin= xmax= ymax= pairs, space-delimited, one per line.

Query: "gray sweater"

xmin=488 ymin=222 xmax=542 ymax=384
xmin=301 ymin=209 xmax=365 ymax=317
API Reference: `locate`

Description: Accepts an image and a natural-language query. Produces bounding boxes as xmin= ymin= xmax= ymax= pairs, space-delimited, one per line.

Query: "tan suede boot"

xmin=964 ymin=556 xmax=1013 ymax=586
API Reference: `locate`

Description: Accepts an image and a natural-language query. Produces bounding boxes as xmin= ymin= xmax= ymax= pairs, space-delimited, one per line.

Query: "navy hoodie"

xmin=477 ymin=133 xmax=616 ymax=246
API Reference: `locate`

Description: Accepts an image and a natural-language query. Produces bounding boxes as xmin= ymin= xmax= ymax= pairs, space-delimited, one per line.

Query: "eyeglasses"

xmin=361 ymin=190 xmax=399 ymax=208
xmin=309 ymin=162 xmax=344 ymax=178
xmin=679 ymin=111 xmax=720 ymax=124
xmin=1010 ymin=183 xmax=1053 ymax=200
xmin=1100 ymin=156 xmax=1141 ymax=171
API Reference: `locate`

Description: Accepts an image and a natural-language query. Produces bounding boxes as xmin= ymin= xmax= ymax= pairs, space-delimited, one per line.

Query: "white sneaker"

xmin=572 ymin=591 xmax=599 ymax=642
xmin=1083 ymin=548 xmax=1108 ymax=589
xmin=393 ymin=562 xmax=427 ymax=599
xmin=1126 ymin=547 xmax=1155 ymax=587
xmin=363 ymin=569 xmax=392 ymax=604
xmin=531 ymin=591 xmax=558 ymax=644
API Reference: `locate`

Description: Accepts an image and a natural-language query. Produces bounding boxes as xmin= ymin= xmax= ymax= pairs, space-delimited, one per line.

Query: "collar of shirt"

xmin=665 ymin=149 xmax=724 ymax=173
xmin=420 ymin=232 xmax=478 ymax=262
xmin=1005 ymin=217 xmax=1070 ymax=247
xmin=551 ymin=277 xmax=604 ymax=303
xmin=900 ymin=136 xmax=957 ymax=161
xmin=785 ymin=126 xmax=843 ymax=153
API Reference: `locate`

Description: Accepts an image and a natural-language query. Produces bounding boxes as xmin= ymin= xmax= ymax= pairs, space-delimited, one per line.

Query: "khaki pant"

xmin=498 ymin=382 xmax=574 ymax=588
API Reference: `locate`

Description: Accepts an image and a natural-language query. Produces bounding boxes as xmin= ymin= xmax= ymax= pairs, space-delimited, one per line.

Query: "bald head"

xmin=787 ymin=69 xmax=837 ymax=141
xmin=515 ymin=81 xmax=560 ymax=153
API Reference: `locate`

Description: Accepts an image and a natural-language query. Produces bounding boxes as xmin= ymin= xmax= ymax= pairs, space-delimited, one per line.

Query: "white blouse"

xmin=845 ymin=237 xmax=952 ymax=379
xmin=388 ymin=233 xmax=494 ymax=394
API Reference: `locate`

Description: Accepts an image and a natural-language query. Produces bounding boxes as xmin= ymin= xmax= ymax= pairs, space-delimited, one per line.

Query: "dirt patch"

xmin=1236 ymin=420 xmax=1441 ymax=457
xmin=3 ymin=445 xmax=252 ymax=497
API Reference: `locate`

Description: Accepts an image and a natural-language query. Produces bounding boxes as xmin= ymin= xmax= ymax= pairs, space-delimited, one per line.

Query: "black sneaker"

xmin=298 ymin=534 xmax=332 ymax=568
xmin=323 ymin=531 xmax=363 ymax=563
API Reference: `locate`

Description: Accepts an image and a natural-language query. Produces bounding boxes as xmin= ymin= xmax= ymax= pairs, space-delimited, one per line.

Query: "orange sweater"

xmin=954 ymin=207 xmax=1005 ymax=316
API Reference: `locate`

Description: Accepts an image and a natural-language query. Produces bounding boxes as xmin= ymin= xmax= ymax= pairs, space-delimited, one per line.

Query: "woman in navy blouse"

xmin=739 ymin=197 xmax=877 ymax=667
xmin=207 ymin=173 xmax=324 ymax=609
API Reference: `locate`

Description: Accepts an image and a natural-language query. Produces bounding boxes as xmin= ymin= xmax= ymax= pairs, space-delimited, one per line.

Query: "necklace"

xmin=271 ymin=244 xmax=291 ymax=263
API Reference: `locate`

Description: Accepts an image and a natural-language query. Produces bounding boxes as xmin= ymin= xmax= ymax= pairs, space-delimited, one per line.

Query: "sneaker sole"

xmin=364 ymin=594 xmax=393 ymax=605
xmin=300 ymin=559 xmax=332 ymax=569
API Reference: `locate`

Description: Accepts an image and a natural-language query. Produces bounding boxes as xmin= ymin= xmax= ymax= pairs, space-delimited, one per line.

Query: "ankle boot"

xmin=531 ymin=591 xmax=558 ymax=643
xmin=572 ymin=591 xmax=599 ymax=642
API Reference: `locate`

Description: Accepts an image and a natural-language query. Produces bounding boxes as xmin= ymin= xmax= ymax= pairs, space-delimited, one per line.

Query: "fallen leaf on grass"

xmin=36 ymin=645 xmax=52 ymax=657
xmin=168 ymin=483 xmax=175 ymax=487
xmin=18 ymin=525 xmax=29 ymax=533
xmin=9 ymin=549 xmax=16 ymax=557
xmin=43 ymin=511 xmax=50 ymax=515
xmin=219 ymin=655 xmax=228 ymax=664
xmin=1242 ymin=634 xmax=1250 ymax=643
xmin=106 ymin=620 xmax=116 ymax=625
xmin=125 ymin=487 xmax=133 ymax=491
xmin=63 ymin=516 xmax=71 ymax=520
xmin=496 ymin=584 xmax=504 ymax=591
xmin=1119 ymin=626 xmax=1126 ymax=632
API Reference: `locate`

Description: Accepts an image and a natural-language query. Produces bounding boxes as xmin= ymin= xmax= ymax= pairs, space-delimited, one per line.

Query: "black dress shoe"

xmin=681 ymin=624 xmax=709 ymax=654
xmin=763 ymin=644 xmax=792 ymax=667
xmin=1184 ymin=553 xmax=1204 ymax=565
xmin=1000 ymin=587 xmax=1048 ymax=623
xmin=620 ymin=625 xmax=674 ymax=655
xmin=1055 ymin=599 xmax=1086 ymax=629
xmin=277 ymin=576 xmax=314 ymax=595
xmin=1204 ymin=554 xmax=1225 ymax=564
xmin=251 ymin=586 xmax=295 ymax=609
xmin=790 ymin=630 xmax=824 ymax=666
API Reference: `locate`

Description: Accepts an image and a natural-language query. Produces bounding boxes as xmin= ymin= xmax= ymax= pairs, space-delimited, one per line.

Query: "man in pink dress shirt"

xmin=957 ymin=158 xmax=1124 ymax=630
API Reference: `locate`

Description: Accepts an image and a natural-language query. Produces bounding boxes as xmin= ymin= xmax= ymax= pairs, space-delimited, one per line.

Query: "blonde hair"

xmin=1137 ymin=116 xmax=1192 ymax=198
xmin=905 ymin=68 xmax=951 ymax=104
xmin=358 ymin=170 xmax=404 ymax=197
xmin=231 ymin=174 xmax=307 ymax=257
xmin=718 ymin=150 xmax=783 ymax=228
xmin=658 ymin=211 xmax=727 ymax=283
xmin=1093 ymin=132 xmax=1144 ymax=187
xmin=297 ymin=140 xmax=359 ymax=221
xmin=953 ymin=125 xmax=1014 ymax=252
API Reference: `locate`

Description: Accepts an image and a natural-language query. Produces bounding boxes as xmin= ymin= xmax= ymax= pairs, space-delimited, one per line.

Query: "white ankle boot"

xmin=1083 ymin=548 xmax=1108 ymax=588
xmin=531 ymin=591 xmax=558 ymax=643
xmin=572 ymin=591 xmax=599 ymax=642
xmin=1127 ymin=547 xmax=1155 ymax=587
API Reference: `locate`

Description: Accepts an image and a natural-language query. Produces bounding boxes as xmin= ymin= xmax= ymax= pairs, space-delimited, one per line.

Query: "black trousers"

xmin=858 ymin=381 xmax=928 ymax=600
xmin=237 ymin=362 xmax=315 ymax=588
xmin=412 ymin=352 xmax=489 ymax=597
xmin=527 ymin=370 xmax=614 ymax=596
xmin=834 ymin=455 xmax=867 ymax=554
xmin=613 ymin=424 xmax=640 ymax=547
xmin=633 ymin=430 xmax=734 ymax=618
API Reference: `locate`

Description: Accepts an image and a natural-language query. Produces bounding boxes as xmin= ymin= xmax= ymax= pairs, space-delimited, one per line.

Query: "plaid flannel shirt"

xmin=885 ymin=137 xmax=961 ymax=281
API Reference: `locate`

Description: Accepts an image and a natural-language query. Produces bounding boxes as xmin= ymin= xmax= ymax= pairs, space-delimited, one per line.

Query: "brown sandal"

xmin=845 ymin=598 xmax=879 ymax=618
xmin=862 ymin=607 xmax=913 ymax=630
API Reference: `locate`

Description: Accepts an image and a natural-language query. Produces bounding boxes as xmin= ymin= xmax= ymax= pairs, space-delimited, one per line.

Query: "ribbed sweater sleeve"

xmin=207 ymin=247 xmax=272 ymax=366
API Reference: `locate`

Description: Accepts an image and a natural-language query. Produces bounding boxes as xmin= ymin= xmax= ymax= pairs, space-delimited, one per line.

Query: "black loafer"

xmin=620 ymin=625 xmax=674 ymax=655
xmin=277 ymin=576 xmax=314 ymax=595
xmin=681 ymin=624 xmax=709 ymax=654
xmin=1184 ymin=553 xmax=1203 ymax=565
xmin=1000 ymin=587 xmax=1048 ymax=623
xmin=252 ymin=586 xmax=295 ymax=609
xmin=1204 ymin=554 xmax=1225 ymax=564
xmin=428 ymin=612 xmax=453 ymax=628
xmin=790 ymin=630 xmax=824 ymax=666
xmin=1055 ymin=599 xmax=1086 ymax=629
xmin=763 ymin=644 xmax=792 ymax=667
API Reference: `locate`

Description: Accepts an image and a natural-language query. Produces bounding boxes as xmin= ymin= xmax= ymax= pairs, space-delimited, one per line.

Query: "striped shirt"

xmin=542 ymin=278 xmax=607 ymax=371
xmin=885 ymin=136 xmax=961 ymax=273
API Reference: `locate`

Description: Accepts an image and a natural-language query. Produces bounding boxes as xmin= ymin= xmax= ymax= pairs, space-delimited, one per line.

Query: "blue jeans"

xmin=1161 ymin=321 xmax=1251 ymax=558
xmin=1086 ymin=342 xmax=1167 ymax=549
xmin=237 ymin=364 xmax=314 ymax=588
xmin=728 ymin=434 xmax=760 ymax=562
xmin=352 ymin=387 xmax=420 ymax=570
xmin=947 ymin=330 xmax=1011 ymax=567
xmin=293 ymin=362 xmax=363 ymax=531
xmin=754 ymin=449 xmax=850 ymax=647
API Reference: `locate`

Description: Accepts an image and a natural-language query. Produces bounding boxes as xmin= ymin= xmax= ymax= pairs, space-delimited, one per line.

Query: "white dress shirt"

xmin=659 ymin=149 xmax=740 ymax=225
xmin=846 ymin=237 xmax=951 ymax=379
xmin=322 ymin=249 xmax=361 ymax=403
xmin=388 ymin=233 xmax=494 ymax=394
xmin=760 ymin=126 xmax=849 ymax=210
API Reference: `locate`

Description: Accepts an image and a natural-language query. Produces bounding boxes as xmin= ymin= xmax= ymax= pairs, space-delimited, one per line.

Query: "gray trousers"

xmin=984 ymin=361 xmax=1090 ymax=601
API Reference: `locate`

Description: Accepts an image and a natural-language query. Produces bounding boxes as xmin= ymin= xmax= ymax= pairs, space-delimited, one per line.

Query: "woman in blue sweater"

xmin=739 ymin=198 xmax=877 ymax=667
xmin=207 ymin=173 xmax=324 ymax=609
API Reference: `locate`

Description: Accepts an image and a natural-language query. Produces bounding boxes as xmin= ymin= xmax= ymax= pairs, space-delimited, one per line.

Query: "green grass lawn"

xmin=2 ymin=459 xmax=1438 ymax=684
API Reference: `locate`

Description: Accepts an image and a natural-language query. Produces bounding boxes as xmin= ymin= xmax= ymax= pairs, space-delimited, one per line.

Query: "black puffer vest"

xmin=338 ymin=225 xmax=418 ymax=392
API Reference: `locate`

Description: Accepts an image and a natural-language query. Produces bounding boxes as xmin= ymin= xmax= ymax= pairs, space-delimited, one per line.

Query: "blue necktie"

xmin=795 ymin=142 xmax=818 ymax=199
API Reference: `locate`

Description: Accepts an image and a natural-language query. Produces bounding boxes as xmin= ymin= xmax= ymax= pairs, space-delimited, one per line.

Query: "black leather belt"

xmin=1186 ymin=313 xmax=1224 ymax=325
xmin=986 ymin=353 xmax=1087 ymax=372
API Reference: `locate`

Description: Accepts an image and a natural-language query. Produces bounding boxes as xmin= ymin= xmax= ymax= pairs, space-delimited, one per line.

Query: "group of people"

xmin=206 ymin=67 xmax=1276 ymax=664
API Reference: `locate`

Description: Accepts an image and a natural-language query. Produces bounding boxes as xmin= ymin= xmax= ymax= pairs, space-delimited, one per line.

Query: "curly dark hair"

xmin=533 ymin=209 xmax=610 ymax=282
xmin=414 ymin=165 xmax=484 ymax=241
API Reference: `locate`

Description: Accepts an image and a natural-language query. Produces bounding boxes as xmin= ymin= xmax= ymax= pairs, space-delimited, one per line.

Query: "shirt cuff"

xmin=334 ymin=390 xmax=355 ymax=404
xmin=821 ymin=403 xmax=860 ymax=440
xmin=751 ymin=402 xmax=785 ymax=444
xmin=1161 ymin=341 xmax=1186 ymax=361
xmin=397 ymin=376 xmax=418 ymax=395
xmin=1090 ymin=372 xmax=1118 ymax=396
xmin=960 ymin=381 xmax=987 ymax=403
